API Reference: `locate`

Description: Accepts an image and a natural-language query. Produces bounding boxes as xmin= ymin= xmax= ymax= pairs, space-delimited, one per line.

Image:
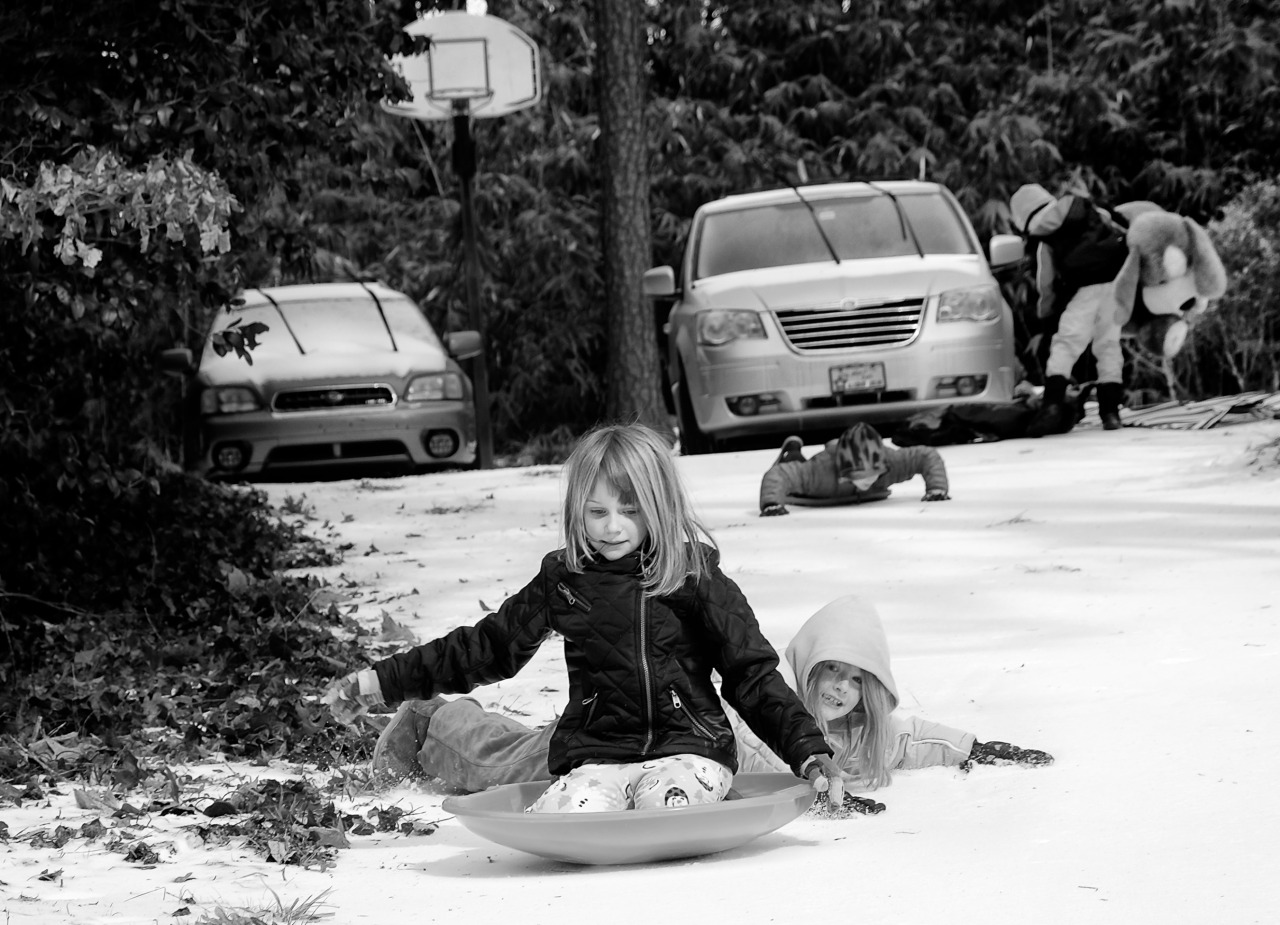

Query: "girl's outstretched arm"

xmin=694 ymin=551 xmax=832 ymax=775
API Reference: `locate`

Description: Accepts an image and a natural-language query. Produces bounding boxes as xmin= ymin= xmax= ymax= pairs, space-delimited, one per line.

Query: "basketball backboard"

xmin=384 ymin=12 xmax=541 ymax=121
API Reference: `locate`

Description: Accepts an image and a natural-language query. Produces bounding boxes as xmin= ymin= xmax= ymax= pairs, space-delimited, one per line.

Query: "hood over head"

xmin=786 ymin=596 xmax=899 ymax=712
xmin=1010 ymin=184 xmax=1057 ymax=234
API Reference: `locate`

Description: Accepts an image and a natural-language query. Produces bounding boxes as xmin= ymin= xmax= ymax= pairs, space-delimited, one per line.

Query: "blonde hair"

xmin=562 ymin=423 xmax=716 ymax=596
xmin=802 ymin=662 xmax=895 ymax=791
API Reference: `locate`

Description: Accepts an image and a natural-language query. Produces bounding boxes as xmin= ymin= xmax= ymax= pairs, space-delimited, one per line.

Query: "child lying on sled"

xmin=359 ymin=595 xmax=1051 ymax=816
xmin=759 ymin=423 xmax=950 ymax=516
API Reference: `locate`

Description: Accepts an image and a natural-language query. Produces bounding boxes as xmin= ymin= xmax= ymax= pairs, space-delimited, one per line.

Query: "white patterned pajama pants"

xmin=526 ymin=754 xmax=733 ymax=814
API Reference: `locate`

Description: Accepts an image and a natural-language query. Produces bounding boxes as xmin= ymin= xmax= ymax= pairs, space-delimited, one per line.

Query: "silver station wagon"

xmin=167 ymin=282 xmax=479 ymax=478
xmin=644 ymin=181 xmax=1026 ymax=453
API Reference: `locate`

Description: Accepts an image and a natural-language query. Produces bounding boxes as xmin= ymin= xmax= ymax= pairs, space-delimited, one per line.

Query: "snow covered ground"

xmin=4 ymin=417 xmax=1278 ymax=925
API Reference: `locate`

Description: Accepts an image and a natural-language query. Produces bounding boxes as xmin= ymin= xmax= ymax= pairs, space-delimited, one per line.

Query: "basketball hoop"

xmin=384 ymin=12 xmax=541 ymax=121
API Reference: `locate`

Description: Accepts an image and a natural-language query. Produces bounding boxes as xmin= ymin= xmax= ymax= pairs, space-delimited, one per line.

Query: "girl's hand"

xmin=963 ymin=740 xmax=1054 ymax=769
xmin=803 ymin=754 xmax=847 ymax=807
xmin=808 ymin=792 xmax=887 ymax=818
xmin=320 ymin=670 xmax=386 ymax=726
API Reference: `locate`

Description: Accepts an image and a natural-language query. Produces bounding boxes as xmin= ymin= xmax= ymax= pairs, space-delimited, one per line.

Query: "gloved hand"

xmin=760 ymin=503 xmax=789 ymax=517
xmin=963 ymin=740 xmax=1054 ymax=769
xmin=802 ymin=754 xmax=846 ymax=807
xmin=922 ymin=489 xmax=950 ymax=502
xmin=320 ymin=669 xmax=387 ymax=726
xmin=806 ymin=790 xmax=887 ymax=818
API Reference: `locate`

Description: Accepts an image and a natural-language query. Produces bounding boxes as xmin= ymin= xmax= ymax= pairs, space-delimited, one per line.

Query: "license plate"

xmin=830 ymin=362 xmax=886 ymax=394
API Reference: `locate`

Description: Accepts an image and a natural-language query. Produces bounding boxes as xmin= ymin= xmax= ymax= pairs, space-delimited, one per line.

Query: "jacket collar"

xmin=586 ymin=550 xmax=644 ymax=574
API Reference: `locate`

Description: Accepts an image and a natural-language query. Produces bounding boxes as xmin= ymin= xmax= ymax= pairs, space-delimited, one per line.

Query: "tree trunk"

xmin=594 ymin=0 xmax=671 ymax=437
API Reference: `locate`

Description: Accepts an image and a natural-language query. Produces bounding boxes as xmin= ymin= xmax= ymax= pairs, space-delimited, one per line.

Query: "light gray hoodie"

xmin=731 ymin=596 xmax=974 ymax=779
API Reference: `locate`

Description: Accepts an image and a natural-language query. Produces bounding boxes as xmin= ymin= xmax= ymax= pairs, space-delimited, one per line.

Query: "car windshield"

xmin=208 ymin=294 xmax=443 ymax=357
xmin=693 ymin=192 xmax=976 ymax=280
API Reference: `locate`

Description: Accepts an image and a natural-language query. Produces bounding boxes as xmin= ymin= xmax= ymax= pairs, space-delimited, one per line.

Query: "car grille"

xmin=266 ymin=441 xmax=409 ymax=465
xmin=273 ymin=385 xmax=395 ymax=412
xmin=774 ymin=298 xmax=925 ymax=351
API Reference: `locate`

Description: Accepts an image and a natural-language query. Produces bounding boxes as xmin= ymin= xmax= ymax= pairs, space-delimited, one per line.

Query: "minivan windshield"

xmin=207 ymin=295 xmax=443 ymax=358
xmin=694 ymin=192 xmax=976 ymax=280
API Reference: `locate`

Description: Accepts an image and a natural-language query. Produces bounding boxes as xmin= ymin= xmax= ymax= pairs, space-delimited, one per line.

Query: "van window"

xmin=694 ymin=192 xmax=975 ymax=281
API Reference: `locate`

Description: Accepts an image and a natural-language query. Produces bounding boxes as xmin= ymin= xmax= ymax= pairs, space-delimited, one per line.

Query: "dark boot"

xmin=1097 ymin=382 xmax=1125 ymax=431
xmin=371 ymin=698 xmax=447 ymax=779
xmin=1026 ymin=376 xmax=1072 ymax=438
xmin=775 ymin=435 xmax=805 ymax=465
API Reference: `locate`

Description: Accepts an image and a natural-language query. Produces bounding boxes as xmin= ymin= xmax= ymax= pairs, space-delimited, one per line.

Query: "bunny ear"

xmin=1184 ymin=218 xmax=1227 ymax=298
xmin=1111 ymin=247 xmax=1142 ymax=326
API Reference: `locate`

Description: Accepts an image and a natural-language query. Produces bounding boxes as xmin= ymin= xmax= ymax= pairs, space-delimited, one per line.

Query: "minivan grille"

xmin=273 ymin=385 xmax=395 ymax=412
xmin=774 ymin=298 xmax=925 ymax=351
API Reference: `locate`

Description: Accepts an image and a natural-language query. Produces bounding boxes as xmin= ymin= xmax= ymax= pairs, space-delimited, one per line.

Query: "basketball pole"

xmin=450 ymin=100 xmax=494 ymax=470
xmin=386 ymin=12 xmax=543 ymax=471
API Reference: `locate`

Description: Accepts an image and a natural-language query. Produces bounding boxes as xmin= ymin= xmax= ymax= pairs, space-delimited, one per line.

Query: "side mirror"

xmin=160 ymin=347 xmax=195 ymax=377
xmin=988 ymin=234 xmax=1026 ymax=269
xmin=446 ymin=330 xmax=483 ymax=361
xmin=642 ymin=266 xmax=677 ymax=299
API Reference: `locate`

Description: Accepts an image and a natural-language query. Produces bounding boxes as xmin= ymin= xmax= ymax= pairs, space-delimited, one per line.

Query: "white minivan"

xmin=643 ymin=181 xmax=1026 ymax=453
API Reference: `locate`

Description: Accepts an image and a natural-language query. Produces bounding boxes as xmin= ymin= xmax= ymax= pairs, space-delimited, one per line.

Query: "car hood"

xmin=197 ymin=336 xmax=451 ymax=388
xmin=688 ymin=255 xmax=995 ymax=308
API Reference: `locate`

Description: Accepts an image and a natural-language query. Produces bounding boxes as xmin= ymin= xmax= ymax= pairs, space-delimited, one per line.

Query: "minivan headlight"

xmin=406 ymin=372 xmax=464 ymax=401
xmin=937 ymin=284 xmax=1002 ymax=323
xmin=697 ymin=310 xmax=767 ymax=346
xmin=200 ymin=387 xmax=261 ymax=415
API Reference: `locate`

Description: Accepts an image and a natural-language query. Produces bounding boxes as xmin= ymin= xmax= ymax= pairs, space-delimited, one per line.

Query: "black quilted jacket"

xmin=372 ymin=544 xmax=832 ymax=777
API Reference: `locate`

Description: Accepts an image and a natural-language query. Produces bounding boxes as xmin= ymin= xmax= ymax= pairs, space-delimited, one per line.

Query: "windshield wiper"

xmin=253 ymin=289 xmax=306 ymax=354
xmin=359 ymin=281 xmax=399 ymax=352
xmin=758 ymin=159 xmax=841 ymax=265
xmin=864 ymin=181 xmax=925 ymax=258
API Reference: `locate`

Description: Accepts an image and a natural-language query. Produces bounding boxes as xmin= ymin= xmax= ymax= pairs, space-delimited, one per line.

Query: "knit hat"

xmin=834 ymin=422 xmax=887 ymax=491
xmin=1010 ymin=184 xmax=1057 ymax=234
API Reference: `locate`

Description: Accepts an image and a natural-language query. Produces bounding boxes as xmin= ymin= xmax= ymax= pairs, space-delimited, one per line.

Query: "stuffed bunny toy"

xmin=1111 ymin=208 xmax=1228 ymax=358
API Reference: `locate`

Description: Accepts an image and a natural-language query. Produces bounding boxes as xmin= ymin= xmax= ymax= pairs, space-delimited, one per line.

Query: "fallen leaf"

xmin=378 ymin=613 xmax=417 ymax=644
xmin=73 ymin=789 xmax=121 ymax=813
xmin=308 ymin=826 xmax=350 ymax=848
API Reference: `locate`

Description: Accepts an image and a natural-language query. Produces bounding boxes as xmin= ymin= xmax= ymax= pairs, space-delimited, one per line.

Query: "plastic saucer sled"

xmin=442 ymin=772 xmax=814 ymax=865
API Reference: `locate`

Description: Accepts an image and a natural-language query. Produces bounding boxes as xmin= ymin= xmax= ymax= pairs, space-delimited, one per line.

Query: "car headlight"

xmin=696 ymin=310 xmax=767 ymax=346
xmin=937 ymin=284 xmax=1002 ymax=323
xmin=200 ymin=386 xmax=261 ymax=414
xmin=406 ymin=373 xmax=464 ymax=401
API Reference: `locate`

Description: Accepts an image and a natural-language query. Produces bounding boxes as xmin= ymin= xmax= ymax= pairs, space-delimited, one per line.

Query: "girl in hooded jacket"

xmin=730 ymin=595 xmax=1052 ymax=812
xmin=321 ymin=422 xmax=844 ymax=813
xmin=368 ymin=596 xmax=1052 ymax=814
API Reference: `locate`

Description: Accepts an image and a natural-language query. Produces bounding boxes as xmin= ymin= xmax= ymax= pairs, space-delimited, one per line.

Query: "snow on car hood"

xmin=197 ymin=335 xmax=450 ymax=388
xmin=688 ymin=254 xmax=995 ymax=309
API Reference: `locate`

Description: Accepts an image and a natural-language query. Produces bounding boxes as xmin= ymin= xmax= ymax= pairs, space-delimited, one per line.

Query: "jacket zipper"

xmin=671 ymin=689 xmax=715 ymax=740
xmin=580 ymin=693 xmax=599 ymax=729
xmin=639 ymin=593 xmax=654 ymax=755
xmin=555 ymin=581 xmax=592 ymax=612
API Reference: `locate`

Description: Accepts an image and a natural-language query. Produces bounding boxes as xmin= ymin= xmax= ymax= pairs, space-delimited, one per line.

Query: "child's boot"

xmin=1097 ymin=382 xmax=1125 ymax=431
xmin=775 ymin=435 xmax=805 ymax=465
xmin=1026 ymin=375 xmax=1071 ymax=438
xmin=371 ymin=698 xmax=447 ymax=779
